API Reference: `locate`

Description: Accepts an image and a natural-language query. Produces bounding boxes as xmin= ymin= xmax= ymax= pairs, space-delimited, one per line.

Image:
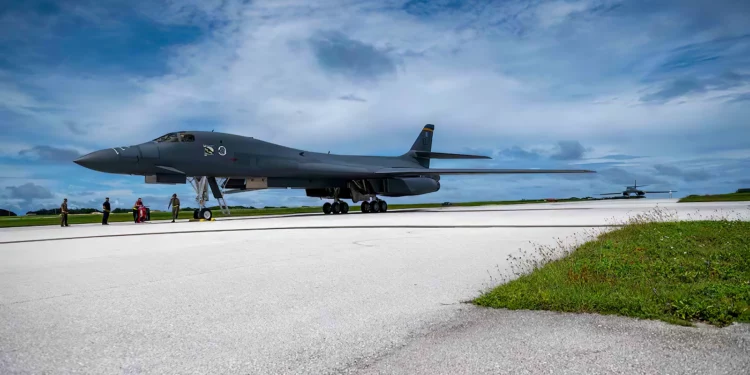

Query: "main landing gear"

xmin=360 ymin=199 xmax=387 ymax=213
xmin=320 ymin=199 xmax=388 ymax=214
xmin=322 ymin=201 xmax=350 ymax=214
xmin=319 ymin=186 xmax=388 ymax=214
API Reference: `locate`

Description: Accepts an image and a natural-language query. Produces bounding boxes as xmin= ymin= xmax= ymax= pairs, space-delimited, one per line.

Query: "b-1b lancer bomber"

xmin=74 ymin=124 xmax=595 ymax=219
xmin=600 ymin=180 xmax=677 ymax=197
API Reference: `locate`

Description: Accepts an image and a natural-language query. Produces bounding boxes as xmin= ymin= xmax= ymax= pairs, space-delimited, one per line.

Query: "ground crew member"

xmin=132 ymin=198 xmax=142 ymax=223
xmin=102 ymin=197 xmax=111 ymax=225
xmin=168 ymin=194 xmax=180 ymax=222
xmin=60 ymin=198 xmax=69 ymax=227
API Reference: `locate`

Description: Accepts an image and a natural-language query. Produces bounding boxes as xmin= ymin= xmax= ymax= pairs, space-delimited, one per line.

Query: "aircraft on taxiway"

xmin=74 ymin=124 xmax=595 ymax=220
xmin=600 ymin=180 xmax=677 ymax=198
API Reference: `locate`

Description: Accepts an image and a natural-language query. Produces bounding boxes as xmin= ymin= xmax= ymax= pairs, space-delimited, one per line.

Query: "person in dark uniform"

xmin=168 ymin=194 xmax=180 ymax=222
xmin=102 ymin=197 xmax=111 ymax=225
xmin=60 ymin=198 xmax=69 ymax=227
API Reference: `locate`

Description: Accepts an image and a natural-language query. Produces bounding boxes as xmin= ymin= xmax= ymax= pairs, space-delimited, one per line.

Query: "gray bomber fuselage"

xmin=77 ymin=131 xmax=425 ymax=179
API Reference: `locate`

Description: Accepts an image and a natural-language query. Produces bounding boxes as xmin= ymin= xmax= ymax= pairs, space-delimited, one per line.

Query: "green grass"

xmin=0 ymin=197 xmax=587 ymax=228
xmin=474 ymin=209 xmax=750 ymax=327
xmin=678 ymin=192 xmax=750 ymax=202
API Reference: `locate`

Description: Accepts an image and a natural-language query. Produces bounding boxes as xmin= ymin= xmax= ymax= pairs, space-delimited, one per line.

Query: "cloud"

xmin=724 ymin=92 xmax=750 ymax=103
xmin=598 ymin=167 xmax=667 ymax=186
xmin=338 ymin=94 xmax=367 ymax=102
xmin=653 ymin=164 xmax=712 ymax=181
xmin=550 ymin=140 xmax=587 ymax=160
xmin=639 ymin=78 xmax=707 ymax=103
xmin=18 ymin=145 xmax=81 ymax=163
xmin=308 ymin=30 xmax=397 ymax=81
xmin=640 ymin=72 xmax=750 ymax=103
xmin=65 ymin=121 xmax=89 ymax=135
xmin=599 ymin=154 xmax=642 ymax=160
xmin=497 ymin=146 xmax=542 ymax=160
xmin=495 ymin=140 xmax=590 ymax=161
xmin=4 ymin=182 xmax=54 ymax=201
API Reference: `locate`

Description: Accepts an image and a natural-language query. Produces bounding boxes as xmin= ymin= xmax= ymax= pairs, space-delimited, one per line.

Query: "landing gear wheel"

xmin=200 ymin=208 xmax=213 ymax=220
xmin=323 ymin=202 xmax=332 ymax=214
xmin=370 ymin=200 xmax=381 ymax=213
xmin=193 ymin=209 xmax=200 ymax=219
xmin=332 ymin=201 xmax=341 ymax=214
xmin=379 ymin=200 xmax=388 ymax=212
xmin=341 ymin=202 xmax=350 ymax=214
xmin=361 ymin=202 xmax=370 ymax=213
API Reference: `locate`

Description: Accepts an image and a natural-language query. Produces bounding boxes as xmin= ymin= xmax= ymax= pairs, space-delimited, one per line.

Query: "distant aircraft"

xmin=74 ymin=124 xmax=595 ymax=219
xmin=600 ymin=180 xmax=677 ymax=197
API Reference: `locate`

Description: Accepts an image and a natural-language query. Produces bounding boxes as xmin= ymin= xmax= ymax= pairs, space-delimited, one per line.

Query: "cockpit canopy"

xmin=152 ymin=132 xmax=195 ymax=143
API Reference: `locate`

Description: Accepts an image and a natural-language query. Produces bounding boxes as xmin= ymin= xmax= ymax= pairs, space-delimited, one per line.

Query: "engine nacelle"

xmin=382 ymin=177 xmax=440 ymax=197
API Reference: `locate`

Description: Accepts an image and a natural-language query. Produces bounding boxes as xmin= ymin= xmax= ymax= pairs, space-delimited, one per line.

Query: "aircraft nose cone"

xmin=74 ymin=149 xmax=119 ymax=170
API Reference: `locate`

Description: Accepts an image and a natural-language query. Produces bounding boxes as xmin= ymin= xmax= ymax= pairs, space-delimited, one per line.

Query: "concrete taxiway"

xmin=1 ymin=199 xmax=749 ymax=374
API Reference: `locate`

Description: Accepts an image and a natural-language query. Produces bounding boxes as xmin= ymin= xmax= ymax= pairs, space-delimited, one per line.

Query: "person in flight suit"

xmin=102 ymin=197 xmax=111 ymax=225
xmin=60 ymin=198 xmax=69 ymax=227
xmin=132 ymin=198 xmax=142 ymax=223
xmin=168 ymin=194 xmax=180 ymax=222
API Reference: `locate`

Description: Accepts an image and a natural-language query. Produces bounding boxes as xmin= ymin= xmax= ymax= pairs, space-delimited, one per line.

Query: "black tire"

xmin=379 ymin=200 xmax=387 ymax=212
xmin=193 ymin=209 xmax=200 ymax=219
xmin=371 ymin=201 xmax=380 ymax=213
xmin=341 ymin=202 xmax=350 ymax=214
xmin=145 ymin=208 xmax=151 ymax=221
xmin=361 ymin=202 xmax=370 ymax=213
xmin=200 ymin=208 xmax=213 ymax=220
xmin=332 ymin=201 xmax=341 ymax=214
xmin=323 ymin=202 xmax=332 ymax=214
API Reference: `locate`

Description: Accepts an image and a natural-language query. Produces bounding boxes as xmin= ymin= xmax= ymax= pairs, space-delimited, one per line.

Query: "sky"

xmin=1 ymin=0 xmax=749 ymax=214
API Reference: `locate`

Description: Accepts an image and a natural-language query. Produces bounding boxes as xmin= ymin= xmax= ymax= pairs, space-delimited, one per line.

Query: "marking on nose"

xmin=112 ymin=148 xmax=119 ymax=155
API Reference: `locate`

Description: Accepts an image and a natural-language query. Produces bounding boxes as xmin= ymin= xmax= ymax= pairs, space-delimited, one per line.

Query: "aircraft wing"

xmin=599 ymin=193 xmax=623 ymax=195
xmin=374 ymin=168 xmax=595 ymax=176
xmin=643 ymin=190 xmax=676 ymax=193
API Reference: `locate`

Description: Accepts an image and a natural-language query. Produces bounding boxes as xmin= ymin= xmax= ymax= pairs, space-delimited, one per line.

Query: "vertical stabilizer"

xmin=409 ymin=124 xmax=434 ymax=167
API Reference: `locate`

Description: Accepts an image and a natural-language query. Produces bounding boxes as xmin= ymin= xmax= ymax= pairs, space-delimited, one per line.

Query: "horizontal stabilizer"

xmin=375 ymin=168 xmax=595 ymax=176
xmin=414 ymin=151 xmax=491 ymax=160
